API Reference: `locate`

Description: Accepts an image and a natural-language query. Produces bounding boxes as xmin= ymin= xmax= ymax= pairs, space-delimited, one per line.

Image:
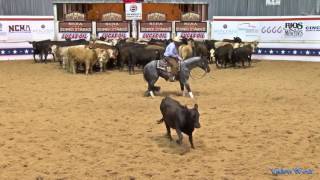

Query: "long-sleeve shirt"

xmin=164 ymin=42 xmax=182 ymax=60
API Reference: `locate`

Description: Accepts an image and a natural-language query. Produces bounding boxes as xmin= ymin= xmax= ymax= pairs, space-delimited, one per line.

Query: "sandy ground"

xmin=0 ymin=60 xmax=319 ymax=180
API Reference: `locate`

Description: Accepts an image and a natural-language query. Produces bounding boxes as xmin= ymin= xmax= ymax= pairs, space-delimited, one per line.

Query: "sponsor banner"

xmin=176 ymin=32 xmax=208 ymax=40
xmin=96 ymin=22 xmax=130 ymax=39
xmin=58 ymin=21 xmax=92 ymax=32
xmin=139 ymin=22 xmax=172 ymax=32
xmin=211 ymin=21 xmax=259 ymax=41
xmin=58 ymin=21 xmax=92 ymax=40
xmin=58 ymin=33 xmax=90 ymax=41
xmin=175 ymin=22 xmax=208 ymax=39
xmin=97 ymin=32 xmax=129 ymax=40
xmin=175 ymin=22 xmax=207 ymax=32
xmin=125 ymin=3 xmax=142 ymax=20
xmin=138 ymin=32 xmax=171 ymax=39
xmin=96 ymin=22 xmax=129 ymax=32
xmin=211 ymin=16 xmax=320 ymax=42
xmin=0 ymin=16 xmax=54 ymax=42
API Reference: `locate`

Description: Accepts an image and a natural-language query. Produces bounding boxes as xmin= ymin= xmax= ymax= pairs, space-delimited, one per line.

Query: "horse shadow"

xmin=156 ymin=90 xmax=180 ymax=97
xmin=154 ymin=90 xmax=201 ymax=97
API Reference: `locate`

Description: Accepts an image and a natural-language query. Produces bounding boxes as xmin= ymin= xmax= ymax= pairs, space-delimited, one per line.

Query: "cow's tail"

xmin=157 ymin=118 xmax=164 ymax=124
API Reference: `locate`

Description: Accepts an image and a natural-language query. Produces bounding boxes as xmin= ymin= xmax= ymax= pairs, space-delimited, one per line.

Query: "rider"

xmin=164 ymin=36 xmax=183 ymax=81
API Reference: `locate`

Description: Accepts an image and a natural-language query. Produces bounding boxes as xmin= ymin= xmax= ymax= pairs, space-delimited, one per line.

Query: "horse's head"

xmin=199 ymin=56 xmax=210 ymax=73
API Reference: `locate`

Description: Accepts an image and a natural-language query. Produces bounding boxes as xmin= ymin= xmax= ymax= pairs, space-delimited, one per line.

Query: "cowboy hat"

xmin=173 ymin=36 xmax=182 ymax=42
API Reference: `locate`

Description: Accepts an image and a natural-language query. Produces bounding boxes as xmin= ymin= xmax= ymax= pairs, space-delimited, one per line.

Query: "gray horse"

xmin=143 ymin=57 xmax=211 ymax=98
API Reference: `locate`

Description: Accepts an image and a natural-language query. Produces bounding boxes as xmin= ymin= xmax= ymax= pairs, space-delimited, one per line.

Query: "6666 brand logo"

xmin=261 ymin=26 xmax=283 ymax=33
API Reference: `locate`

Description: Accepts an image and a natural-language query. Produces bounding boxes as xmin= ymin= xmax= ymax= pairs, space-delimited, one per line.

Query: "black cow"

xmin=204 ymin=40 xmax=217 ymax=50
xmin=222 ymin=37 xmax=242 ymax=43
xmin=115 ymin=42 xmax=147 ymax=70
xmin=214 ymin=44 xmax=233 ymax=68
xmin=232 ymin=44 xmax=255 ymax=67
xmin=128 ymin=46 xmax=162 ymax=74
xmin=158 ymin=96 xmax=200 ymax=149
xmin=148 ymin=39 xmax=171 ymax=47
xmin=29 ymin=39 xmax=52 ymax=63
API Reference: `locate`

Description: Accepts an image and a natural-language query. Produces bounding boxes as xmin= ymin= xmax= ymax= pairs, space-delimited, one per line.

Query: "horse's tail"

xmin=143 ymin=64 xmax=148 ymax=82
xmin=143 ymin=60 xmax=155 ymax=82
xmin=143 ymin=62 xmax=150 ymax=82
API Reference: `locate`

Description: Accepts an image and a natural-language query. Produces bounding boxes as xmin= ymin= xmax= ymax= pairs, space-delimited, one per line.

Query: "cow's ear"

xmin=194 ymin=104 xmax=198 ymax=110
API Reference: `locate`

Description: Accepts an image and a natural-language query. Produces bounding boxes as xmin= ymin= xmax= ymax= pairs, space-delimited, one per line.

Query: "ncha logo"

xmin=8 ymin=25 xmax=31 ymax=32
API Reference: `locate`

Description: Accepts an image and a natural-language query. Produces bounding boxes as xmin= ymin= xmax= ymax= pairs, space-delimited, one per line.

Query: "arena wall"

xmin=0 ymin=16 xmax=54 ymax=61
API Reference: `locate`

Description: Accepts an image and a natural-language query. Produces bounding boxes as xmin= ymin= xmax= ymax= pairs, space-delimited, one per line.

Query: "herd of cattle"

xmin=29 ymin=37 xmax=259 ymax=75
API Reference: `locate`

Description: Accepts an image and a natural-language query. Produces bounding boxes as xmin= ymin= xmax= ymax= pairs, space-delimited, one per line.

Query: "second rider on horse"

xmin=164 ymin=36 xmax=183 ymax=82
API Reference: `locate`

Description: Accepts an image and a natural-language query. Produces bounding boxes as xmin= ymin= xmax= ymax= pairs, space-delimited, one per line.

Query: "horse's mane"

xmin=183 ymin=56 xmax=202 ymax=62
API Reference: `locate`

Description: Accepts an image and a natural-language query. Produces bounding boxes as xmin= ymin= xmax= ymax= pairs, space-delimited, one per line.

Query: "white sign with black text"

xmin=125 ymin=3 xmax=142 ymax=20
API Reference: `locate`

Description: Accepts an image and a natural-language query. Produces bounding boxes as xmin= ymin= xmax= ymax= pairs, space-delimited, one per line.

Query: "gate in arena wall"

xmin=138 ymin=12 xmax=172 ymax=40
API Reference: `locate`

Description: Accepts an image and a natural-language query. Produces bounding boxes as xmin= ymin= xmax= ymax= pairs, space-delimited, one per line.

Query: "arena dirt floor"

xmin=0 ymin=60 xmax=319 ymax=180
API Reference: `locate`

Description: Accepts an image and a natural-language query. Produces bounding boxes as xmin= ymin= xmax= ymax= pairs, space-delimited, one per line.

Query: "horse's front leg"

xmin=182 ymin=79 xmax=194 ymax=98
xmin=185 ymin=82 xmax=194 ymax=98
xmin=179 ymin=81 xmax=186 ymax=97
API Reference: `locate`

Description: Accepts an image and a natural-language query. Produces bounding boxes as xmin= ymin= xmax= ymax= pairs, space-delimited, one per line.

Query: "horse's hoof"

xmin=144 ymin=91 xmax=150 ymax=97
xmin=149 ymin=91 xmax=155 ymax=98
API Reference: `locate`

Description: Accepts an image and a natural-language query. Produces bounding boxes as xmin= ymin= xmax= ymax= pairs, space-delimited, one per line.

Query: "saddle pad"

xmin=156 ymin=59 xmax=181 ymax=72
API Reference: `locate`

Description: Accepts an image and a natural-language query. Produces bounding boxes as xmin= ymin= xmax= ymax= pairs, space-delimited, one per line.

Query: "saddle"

xmin=156 ymin=59 xmax=181 ymax=72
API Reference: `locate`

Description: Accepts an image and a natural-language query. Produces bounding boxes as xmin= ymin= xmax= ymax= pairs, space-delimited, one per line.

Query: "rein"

xmin=190 ymin=69 xmax=208 ymax=79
